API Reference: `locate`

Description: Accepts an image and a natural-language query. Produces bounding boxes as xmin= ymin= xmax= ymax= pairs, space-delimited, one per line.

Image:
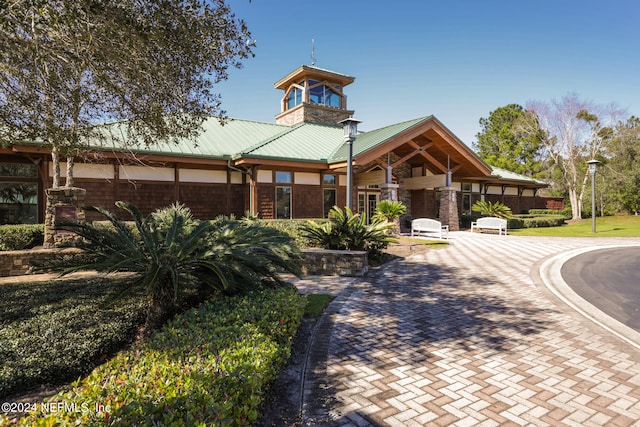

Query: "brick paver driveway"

xmin=302 ymin=233 xmax=640 ymax=426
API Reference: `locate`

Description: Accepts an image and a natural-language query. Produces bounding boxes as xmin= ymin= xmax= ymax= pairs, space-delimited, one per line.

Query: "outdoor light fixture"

xmin=587 ymin=159 xmax=600 ymax=233
xmin=339 ymin=117 xmax=361 ymax=210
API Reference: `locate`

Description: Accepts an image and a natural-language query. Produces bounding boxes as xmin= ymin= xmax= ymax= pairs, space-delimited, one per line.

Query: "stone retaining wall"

xmin=300 ymin=249 xmax=368 ymax=277
xmin=0 ymin=248 xmax=368 ymax=278
xmin=0 ymin=247 xmax=84 ymax=277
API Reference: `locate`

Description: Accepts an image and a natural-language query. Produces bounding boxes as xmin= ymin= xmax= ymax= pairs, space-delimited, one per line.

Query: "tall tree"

xmin=473 ymin=104 xmax=546 ymax=178
xmin=527 ymin=93 xmax=623 ymax=220
xmin=0 ymin=0 xmax=254 ymax=187
xmin=602 ymin=116 xmax=640 ymax=215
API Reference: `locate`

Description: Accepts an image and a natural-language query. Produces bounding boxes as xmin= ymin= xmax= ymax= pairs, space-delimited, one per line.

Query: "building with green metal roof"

xmin=0 ymin=65 xmax=560 ymax=227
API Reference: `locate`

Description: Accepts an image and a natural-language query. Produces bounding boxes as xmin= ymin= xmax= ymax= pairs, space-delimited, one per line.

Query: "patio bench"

xmin=411 ymin=218 xmax=449 ymax=239
xmin=470 ymin=217 xmax=508 ymax=235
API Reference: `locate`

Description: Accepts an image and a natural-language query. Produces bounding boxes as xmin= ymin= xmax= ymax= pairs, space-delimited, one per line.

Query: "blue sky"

xmin=216 ymin=0 xmax=640 ymax=147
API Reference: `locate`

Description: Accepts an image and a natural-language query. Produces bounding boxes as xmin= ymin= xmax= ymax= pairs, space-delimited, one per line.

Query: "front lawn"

xmin=508 ymin=215 xmax=640 ymax=237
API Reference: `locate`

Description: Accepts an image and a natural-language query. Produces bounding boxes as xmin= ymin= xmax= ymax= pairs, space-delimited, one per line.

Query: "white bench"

xmin=411 ymin=218 xmax=449 ymax=239
xmin=470 ymin=217 xmax=508 ymax=235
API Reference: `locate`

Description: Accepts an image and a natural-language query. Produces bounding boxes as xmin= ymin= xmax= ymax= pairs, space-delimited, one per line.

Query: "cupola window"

xmin=286 ymin=83 xmax=304 ymax=110
xmin=308 ymin=80 xmax=342 ymax=108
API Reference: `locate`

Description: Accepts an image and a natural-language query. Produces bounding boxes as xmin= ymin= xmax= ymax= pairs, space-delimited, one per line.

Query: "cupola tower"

xmin=274 ymin=65 xmax=355 ymax=126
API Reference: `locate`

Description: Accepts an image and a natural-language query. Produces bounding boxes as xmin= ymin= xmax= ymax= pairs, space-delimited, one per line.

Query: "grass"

xmin=508 ymin=215 xmax=640 ymax=237
xmin=304 ymin=294 xmax=334 ymax=317
xmin=396 ymin=236 xmax=449 ymax=246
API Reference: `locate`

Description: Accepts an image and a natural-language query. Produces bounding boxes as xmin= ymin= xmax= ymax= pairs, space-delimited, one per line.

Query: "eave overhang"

xmin=274 ymin=65 xmax=355 ymax=90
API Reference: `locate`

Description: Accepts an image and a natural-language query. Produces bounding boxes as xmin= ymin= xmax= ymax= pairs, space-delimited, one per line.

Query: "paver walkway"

xmin=299 ymin=233 xmax=640 ymax=426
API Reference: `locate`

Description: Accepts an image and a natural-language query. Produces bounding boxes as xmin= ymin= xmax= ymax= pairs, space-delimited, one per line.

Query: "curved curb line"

xmin=534 ymin=244 xmax=640 ymax=351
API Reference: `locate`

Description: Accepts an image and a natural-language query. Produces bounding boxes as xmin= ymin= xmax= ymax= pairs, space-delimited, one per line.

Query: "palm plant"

xmin=300 ymin=206 xmax=395 ymax=256
xmin=52 ymin=201 xmax=301 ymax=332
xmin=372 ymin=200 xmax=407 ymax=222
xmin=471 ymin=200 xmax=513 ymax=219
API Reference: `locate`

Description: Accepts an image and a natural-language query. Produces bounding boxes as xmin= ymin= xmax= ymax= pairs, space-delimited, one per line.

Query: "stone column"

xmin=439 ymin=187 xmax=459 ymax=231
xmin=44 ymin=187 xmax=86 ymax=248
xmin=379 ymin=183 xmax=399 ymax=202
xmin=379 ymin=183 xmax=401 ymax=234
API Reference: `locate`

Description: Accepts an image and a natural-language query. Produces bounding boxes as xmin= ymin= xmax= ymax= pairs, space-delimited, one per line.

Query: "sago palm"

xmin=471 ymin=200 xmax=513 ymax=219
xmin=52 ymin=202 xmax=301 ymax=332
xmin=300 ymin=206 xmax=395 ymax=254
xmin=372 ymin=200 xmax=407 ymax=222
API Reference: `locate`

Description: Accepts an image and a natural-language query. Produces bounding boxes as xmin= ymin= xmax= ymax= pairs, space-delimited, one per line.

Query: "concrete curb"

xmin=534 ymin=244 xmax=640 ymax=351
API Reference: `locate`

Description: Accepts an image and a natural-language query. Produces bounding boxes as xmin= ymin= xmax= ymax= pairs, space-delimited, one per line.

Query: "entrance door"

xmin=358 ymin=191 xmax=379 ymax=222
xmin=368 ymin=193 xmax=379 ymax=220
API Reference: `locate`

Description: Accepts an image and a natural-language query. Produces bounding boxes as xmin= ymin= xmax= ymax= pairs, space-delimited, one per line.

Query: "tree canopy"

xmin=602 ymin=116 xmax=640 ymax=215
xmin=527 ymin=93 xmax=624 ymax=220
xmin=473 ymin=104 xmax=546 ymax=178
xmin=0 ymin=0 xmax=254 ymax=187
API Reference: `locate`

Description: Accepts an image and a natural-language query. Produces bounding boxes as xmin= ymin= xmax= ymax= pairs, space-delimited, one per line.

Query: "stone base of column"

xmin=379 ymin=183 xmax=401 ymax=233
xmin=44 ymin=187 xmax=86 ymax=248
xmin=439 ymin=187 xmax=459 ymax=231
xmin=379 ymin=183 xmax=400 ymax=202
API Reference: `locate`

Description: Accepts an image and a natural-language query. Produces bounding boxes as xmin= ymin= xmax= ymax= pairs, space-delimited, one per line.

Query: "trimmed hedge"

xmin=5 ymin=286 xmax=306 ymax=426
xmin=509 ymin=214 xmax=566 ymax=229
xmin=529 ymin=208 xmax=572 ymax=220
xmin=0 ymin=224 xmax=44 ymax=251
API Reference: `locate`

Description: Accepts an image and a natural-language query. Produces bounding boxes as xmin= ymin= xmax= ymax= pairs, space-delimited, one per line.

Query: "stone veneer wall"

xmin=438 ymin=187 xmax=460 ymax=231
xmin=44 ymin=187 xmax=86 ymax=248
xmin=299 ymin=249 xmax=368 ymax=277
xmin=275 ymin=103 xmax=354 ymax=126
xmin=0 ymin=247 xmax=367 ymax=278
xmin=0 ymin=247 xmax=84 ymax=277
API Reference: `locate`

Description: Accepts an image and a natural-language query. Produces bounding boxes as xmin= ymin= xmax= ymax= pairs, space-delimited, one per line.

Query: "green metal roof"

xmin=490 ymin=166 xmax=547 ymax=185
xmin=329 ymin=116 xmax=433 ymax=162
xmin=91 ymin=118 xmax=291 ymax=160
xmin=238 ymin=122 xmax=344 ymax=162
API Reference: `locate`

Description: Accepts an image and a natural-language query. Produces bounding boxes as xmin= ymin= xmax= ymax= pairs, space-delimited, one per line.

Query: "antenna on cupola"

xmin=311 ymin=39 xmax=316 ymax=66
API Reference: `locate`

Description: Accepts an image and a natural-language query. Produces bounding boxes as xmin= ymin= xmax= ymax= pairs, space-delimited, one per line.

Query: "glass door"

xmin=367 ymin=193 xmax=379 ymax=222
xmin=357 ymin=191 xmax=379 ymax=223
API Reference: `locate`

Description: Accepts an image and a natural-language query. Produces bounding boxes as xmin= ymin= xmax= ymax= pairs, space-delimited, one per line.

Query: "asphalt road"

xmin=561 ymin=246 xmax=640 ymax=331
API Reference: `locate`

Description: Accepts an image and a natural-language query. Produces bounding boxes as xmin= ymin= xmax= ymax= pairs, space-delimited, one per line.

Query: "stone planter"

xmin=300 ymin=249 xmax=368 ymax=277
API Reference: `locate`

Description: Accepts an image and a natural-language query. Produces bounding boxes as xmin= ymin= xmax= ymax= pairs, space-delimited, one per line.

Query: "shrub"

xmin=0 ymin=224 xmax=44 ymax=250
xmin=0 ymin=277 xmax=147 ymax=399
xmin=529 ymin=208 xmax=572 ymax=220
xmin=300 ymin=206 xmax=395 ymax=259
xmin=372 ymin=200 xmax=407 ymax=222
xmin=255 ymin=218 xmax=321 ymax=248
xmin=522 ymin=215 xmax=565 ymax=228
xmin=150 ymin=202 xmax=199 ymax=233
xmin=471 ymin=200 xmax=513 ymax=219
xmin=510 ymin=214 xmax=566 ymax=228
xmin=50 ymin=202 xmax=302 ymax=333
xmin=507 ymin=217 xmax=525 ymax=229
xmin=460 ymin=213 xmax=483 ymax=229
xmin=6 ymin=287 xmax=306 ymax=426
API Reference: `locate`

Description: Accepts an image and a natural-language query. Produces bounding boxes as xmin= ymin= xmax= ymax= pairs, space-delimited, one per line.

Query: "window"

xmin=308 ymin=80 xmax=341 ymax=108
xmin=276 ymin=187 xmax=292 ymax=219
xmin=323 ymin=189 xmax=336 ymax=218
xmin=0 ymin=162 xmax=38 ymax=224
xmin=323 ymin=174 xmax=336 ymax=185
xmin=0 ymin=163 xmax=37 ymax=177
xmin=462 ymin=182 xmax=472 ymax=214
xmin=286 ymin=86 xmax=303 ymax=110
xmin=275 ymin=171 xmax=292 ymax=183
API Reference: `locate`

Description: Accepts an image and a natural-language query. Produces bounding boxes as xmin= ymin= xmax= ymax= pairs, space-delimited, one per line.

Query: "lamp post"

xmin=587 ymin=159 xmax=600 ymax=233
xmin=339 ymin=117 xmax=361 ymax=211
